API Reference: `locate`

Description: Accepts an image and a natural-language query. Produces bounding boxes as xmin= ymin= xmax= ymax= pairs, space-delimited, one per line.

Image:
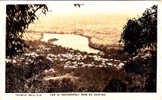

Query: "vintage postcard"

xmin=0 ymin=0 xmax=161 ymax=100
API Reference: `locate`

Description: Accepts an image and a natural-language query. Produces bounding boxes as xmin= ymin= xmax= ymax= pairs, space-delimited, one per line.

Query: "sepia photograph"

xmin=5 ymin=1 xmax=157 ymax=93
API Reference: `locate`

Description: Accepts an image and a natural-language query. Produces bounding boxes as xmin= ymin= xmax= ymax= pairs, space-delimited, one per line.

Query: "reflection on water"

xmin=41 ymin=33 xmax=100 ymax=53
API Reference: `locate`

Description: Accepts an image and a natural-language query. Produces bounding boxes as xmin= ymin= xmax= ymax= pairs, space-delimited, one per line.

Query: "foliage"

xmin=6 ymin=5 xmax=48 ymax=57
xmin=120 ymin=5 xmax=157 ymax=55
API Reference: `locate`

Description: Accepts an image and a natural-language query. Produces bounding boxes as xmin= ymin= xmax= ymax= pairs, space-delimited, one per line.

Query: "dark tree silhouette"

xmin=120 ymin=5 xmax=157 ymax=55
xmin=6 ymin=5 xmax=48 ymax=57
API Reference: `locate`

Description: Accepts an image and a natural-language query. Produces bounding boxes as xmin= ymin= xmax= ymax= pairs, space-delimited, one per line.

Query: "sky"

xmin=46 ymin=1 xmax=157 ymax=15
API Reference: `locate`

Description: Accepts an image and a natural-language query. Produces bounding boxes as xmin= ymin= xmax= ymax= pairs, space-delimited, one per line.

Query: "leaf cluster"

xmin=6 ymin=5 xmax=48 ymax=57
xmin=120 ymin=5 xmax=157 ymax=55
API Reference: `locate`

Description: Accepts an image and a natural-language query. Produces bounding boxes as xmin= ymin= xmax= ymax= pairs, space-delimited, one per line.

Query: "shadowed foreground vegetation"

xmin=6 ymin=40 xmax=156 ymax=92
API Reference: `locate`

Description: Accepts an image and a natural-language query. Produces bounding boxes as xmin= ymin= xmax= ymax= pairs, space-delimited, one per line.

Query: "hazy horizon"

xmin=26 ymin=2 xmax=157 ymax=46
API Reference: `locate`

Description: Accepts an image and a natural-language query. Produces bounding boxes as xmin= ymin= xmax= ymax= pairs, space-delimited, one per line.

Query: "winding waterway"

xmin=41 ymin=33 xmax=100 ymax=54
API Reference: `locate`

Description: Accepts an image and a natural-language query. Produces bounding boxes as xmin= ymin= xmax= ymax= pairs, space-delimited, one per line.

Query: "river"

xmin=41 ymin=33 xmax=100 ymax=54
